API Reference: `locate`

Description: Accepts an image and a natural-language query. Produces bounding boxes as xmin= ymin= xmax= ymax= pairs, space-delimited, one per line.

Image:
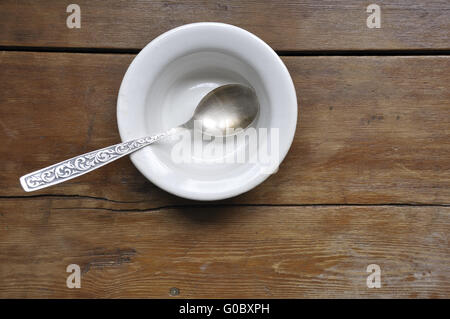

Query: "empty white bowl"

xmin=117 ymin=22 xmax=297 ymax=200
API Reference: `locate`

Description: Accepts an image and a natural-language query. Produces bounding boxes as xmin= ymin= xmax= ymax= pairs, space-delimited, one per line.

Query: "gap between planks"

xmin=0 ymin=46 xmax=450 ymax=56
xmin=0 ymin=194 xmax=449 ymax=213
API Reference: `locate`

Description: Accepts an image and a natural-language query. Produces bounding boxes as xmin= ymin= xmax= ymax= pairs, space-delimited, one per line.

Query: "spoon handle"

xmin=19 ymin=132 xmax=169 ymax=192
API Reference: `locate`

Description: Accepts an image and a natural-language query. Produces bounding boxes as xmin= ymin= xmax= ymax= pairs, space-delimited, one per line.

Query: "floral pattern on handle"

xmin=21 ymin=133 xmax=167 ymax=191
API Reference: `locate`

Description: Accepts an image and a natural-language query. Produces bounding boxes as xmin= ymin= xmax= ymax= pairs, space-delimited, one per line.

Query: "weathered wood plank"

xmin=0 ymin=52 xmax=449 ymax=206
xmin=0 ymin=0 xmax=449 ymax=51
xmin=0 ymin=200 xmax=448 ymax=298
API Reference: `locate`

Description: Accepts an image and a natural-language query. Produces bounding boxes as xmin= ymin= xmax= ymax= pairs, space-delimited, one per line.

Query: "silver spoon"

xmin=20 ymin=84 xmax=260 ymax=192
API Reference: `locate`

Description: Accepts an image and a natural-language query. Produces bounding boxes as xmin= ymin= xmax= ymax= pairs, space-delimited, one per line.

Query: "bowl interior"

xmin=144 ymin=50 xmax=271 ymax=180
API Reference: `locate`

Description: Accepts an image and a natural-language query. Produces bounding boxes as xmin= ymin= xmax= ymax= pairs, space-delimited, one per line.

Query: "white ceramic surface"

xmin=117 ymin=22 xmax=297 ymax=200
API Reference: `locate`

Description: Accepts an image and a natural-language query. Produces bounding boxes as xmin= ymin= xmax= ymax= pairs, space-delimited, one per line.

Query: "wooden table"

xmin=0 ymin=1 xmax=449 ymax=298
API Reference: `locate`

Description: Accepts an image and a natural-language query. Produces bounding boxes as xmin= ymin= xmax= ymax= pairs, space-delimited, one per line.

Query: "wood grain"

xmin=0 ymin=200 xmax=448 ymax=298
xmin=0 ymin=0 xmax=449 ymax=51
xmin=0 ymin=52 xmax=449 ymax=206
xmin=1 ymin=51 xmax=449 ymax=298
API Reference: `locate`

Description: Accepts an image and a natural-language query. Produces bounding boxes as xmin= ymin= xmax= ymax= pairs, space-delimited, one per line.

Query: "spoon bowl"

xmin=185 ymin=84 xmax=260 ymax=137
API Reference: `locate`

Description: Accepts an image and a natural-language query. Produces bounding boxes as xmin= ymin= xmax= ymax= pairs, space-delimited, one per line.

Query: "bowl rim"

xmin=117 ymin=22 xmax=297 ymax=201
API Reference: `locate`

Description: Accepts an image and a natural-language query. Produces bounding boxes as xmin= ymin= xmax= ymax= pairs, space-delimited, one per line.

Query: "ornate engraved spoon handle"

xmin=20 ymin=132 xmax=170 ymax=192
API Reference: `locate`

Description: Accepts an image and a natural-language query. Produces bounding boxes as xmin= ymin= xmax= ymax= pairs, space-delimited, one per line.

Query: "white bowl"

xmin=117 ymin=22 xmax=297 ymax=200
